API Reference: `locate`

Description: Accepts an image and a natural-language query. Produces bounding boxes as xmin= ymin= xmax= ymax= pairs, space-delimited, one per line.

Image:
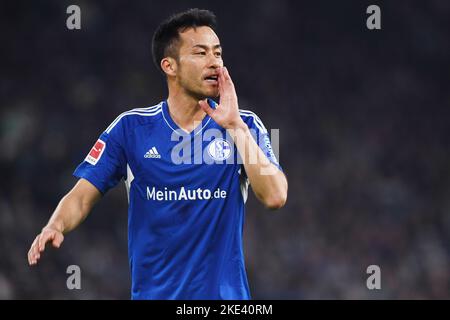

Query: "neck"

xmin=166 ymin=86 xmax=208 ymax=133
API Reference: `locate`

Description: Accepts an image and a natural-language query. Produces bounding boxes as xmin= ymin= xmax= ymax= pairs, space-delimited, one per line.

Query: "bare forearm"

xmin=46 ymin=179 xmax=101 ymax=233
xmin=28 ymin=179 xmax=101 ymax=265
xmin=46 ymin=193 xmax=90 ymax=233
xmin=228 ymin=123 xmax=288 ymax=209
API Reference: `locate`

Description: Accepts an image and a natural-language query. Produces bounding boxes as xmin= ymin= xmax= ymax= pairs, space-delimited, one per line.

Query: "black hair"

xmin=151 ymin=8 xmax=218 ymax=73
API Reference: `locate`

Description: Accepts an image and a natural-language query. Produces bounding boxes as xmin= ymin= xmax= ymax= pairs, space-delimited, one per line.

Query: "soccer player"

xmin=27 ymin=8 xmax=288 ymax=299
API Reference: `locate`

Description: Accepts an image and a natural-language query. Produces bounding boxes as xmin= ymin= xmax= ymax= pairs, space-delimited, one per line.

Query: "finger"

xmin=199 ymin=100 xmax=215 ymax=117
xmin=217 ymin=67 xmax=226 ymax=96
xmin=33 ymin=236 xmax=41 ymax=257
xmin=38 ymin=231 xmax=53 ymax=252
xmin=223 ymin=66 xmax=230 ymax=80
xmin=218 ymin=66 xmax=225 ymax=85
xmin=29 ymin=252 xmax=36 ymax=265
xmin=52 ymin=232 xmax=64 ymax=248
xmin=34 ymin=247 xmax=40 ymax=262
xmin=28 ymin=238 xmax=36 ymax=261
xmin=223 ymin=67 xmax=235 ymax=88
xmin=28 ymin=246 xmax=33 ymax=265
xmin=29 ymin=237 xmax=39 ymax=265
xmin=218 ymin=71 xmax=231 ymax=99
xmin=218 ymin=67 xmax=235 ymax=98
xmin=38 ymin=233 xmax=46 ymax=252
xmin=219 ymin=66 xmax=228 ymax=83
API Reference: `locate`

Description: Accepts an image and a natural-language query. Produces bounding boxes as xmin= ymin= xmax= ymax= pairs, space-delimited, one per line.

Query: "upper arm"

xmin=73 ymin=122 xmax=127 ymax=195
xmin=239 ymin=109 xmax=283 ymax=171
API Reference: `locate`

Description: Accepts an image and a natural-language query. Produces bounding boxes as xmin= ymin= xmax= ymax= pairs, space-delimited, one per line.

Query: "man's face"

xmin=174 ymin=26 xmax=223 ymax=99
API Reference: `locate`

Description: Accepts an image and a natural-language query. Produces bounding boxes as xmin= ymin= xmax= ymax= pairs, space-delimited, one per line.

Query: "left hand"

xmin=199 ymin=67 xmax=245 ymax=130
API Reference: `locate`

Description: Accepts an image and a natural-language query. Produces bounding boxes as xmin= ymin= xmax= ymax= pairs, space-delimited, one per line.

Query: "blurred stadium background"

xmin=1 ymin=0 xmax=449 ymax=299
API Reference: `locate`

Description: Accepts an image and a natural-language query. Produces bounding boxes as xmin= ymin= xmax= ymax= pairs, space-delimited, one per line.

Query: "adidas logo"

xmin=144 ymin=147 xmax=161 ymax=159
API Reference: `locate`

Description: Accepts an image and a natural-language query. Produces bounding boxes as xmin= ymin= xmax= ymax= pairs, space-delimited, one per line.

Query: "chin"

xmin=191 ymin=87 xmax=219 ymax=100
xmin=205 ymin=89 xmax=219 ymax=98
xmin=196 ymin=92 xmax=218 ymax=100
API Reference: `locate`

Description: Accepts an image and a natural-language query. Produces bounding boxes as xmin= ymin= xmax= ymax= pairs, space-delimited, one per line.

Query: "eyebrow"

xmin=192 ymin=44 xmax=222 ymax=50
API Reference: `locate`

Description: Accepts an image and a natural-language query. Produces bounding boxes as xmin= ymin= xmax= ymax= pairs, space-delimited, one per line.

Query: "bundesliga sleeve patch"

xmin=85 ymin=139 xmax=106 ymax=165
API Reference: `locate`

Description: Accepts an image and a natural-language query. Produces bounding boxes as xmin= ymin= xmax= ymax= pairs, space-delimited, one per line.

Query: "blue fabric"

xmin=73 ymin=100 xmax=282 ymax=299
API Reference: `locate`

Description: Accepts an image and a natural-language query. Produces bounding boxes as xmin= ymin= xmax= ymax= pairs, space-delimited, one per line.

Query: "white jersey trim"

xmin=162 ymin=108 xmax=212 ymax=137
xmin=239 ymin=109 xmax=268 ymax=134
xmin=125 ymin=163 xmax=135 ymax=204
xmin=105 ymin=103 xmax=163 ymax=134
xmin=238 ymin=167 xmax=249 ymax=204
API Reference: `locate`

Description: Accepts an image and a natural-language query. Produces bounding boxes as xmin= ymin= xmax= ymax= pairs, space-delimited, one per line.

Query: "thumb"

xmin=52 ymin=232 xmax=64 ymax=248
xmin=199 ymin=100 xmax=215 ymax=117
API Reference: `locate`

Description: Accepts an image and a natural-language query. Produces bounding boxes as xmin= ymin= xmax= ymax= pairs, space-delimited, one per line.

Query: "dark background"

xmin=1 ymin=0 xmax=449 ymax=299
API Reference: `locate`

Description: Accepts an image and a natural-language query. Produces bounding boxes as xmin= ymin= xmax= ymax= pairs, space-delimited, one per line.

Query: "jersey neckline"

xmin=161 ymin=99 xmax=216 ymax=137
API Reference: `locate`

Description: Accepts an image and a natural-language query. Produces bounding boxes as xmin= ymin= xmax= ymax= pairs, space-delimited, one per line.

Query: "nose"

xmin=207 ymin=52 xmax=222 ymax=69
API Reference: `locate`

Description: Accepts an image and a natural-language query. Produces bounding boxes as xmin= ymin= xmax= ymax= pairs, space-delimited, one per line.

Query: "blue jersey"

xmin=73 ymin=99 xmax=281 ymax=299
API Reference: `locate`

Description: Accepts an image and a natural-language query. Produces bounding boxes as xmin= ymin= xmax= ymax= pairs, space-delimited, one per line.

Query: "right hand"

xmin=28 ymin=225 xmax=64 ymax=266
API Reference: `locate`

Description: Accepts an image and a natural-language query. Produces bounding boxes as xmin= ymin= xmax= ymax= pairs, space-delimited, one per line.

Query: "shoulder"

xmin=104 ymin=102 xmax=163 ymax=136
xmin=239 ymin=108 xmax=268 ymax=134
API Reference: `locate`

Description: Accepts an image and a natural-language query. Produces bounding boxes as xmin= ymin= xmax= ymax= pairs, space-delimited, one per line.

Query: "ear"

xmin=161 ymin=57 xmax=177 ymax=77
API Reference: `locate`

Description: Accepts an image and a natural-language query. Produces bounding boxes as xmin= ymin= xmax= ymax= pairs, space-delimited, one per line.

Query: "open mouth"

xmin=204 ymin=75 xmax=218 ymax=83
